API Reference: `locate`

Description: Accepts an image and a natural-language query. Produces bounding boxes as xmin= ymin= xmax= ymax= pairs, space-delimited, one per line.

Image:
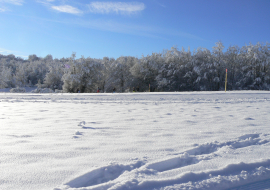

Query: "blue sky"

xmin=0 ymin=0 xmax=270 ymax=59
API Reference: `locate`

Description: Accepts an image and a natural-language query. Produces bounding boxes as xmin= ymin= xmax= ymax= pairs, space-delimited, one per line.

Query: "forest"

xmin=0 ymin=41 xmax=269 ymax=93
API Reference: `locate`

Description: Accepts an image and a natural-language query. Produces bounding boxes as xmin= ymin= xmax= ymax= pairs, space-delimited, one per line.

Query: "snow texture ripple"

xmin=0 ymin=91 xmax=270 ymax=190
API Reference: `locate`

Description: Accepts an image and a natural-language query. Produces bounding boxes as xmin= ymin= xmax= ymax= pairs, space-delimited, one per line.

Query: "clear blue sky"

xmin=0 ymin=0 xmax=270 ymax=59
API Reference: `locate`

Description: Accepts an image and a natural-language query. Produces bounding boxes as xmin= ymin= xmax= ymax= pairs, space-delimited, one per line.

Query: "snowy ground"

xmin=0 ymin=91 xmax=270 ymax=190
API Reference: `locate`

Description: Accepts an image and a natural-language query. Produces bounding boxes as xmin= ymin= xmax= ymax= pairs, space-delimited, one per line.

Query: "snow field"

xmin=0 ymin=91 xmax=270 ymax=190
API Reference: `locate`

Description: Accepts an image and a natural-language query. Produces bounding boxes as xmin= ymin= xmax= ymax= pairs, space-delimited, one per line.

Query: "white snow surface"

xmin=1 ymin=91 xmax=270 ymax=190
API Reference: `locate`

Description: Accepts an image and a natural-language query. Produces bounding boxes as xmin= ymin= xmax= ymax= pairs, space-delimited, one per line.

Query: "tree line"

xmin=0 ymin=41 xmax=270 ymax=92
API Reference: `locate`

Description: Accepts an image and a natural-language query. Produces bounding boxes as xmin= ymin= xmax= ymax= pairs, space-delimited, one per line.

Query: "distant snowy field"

xmin=1 ymin=90 xmax=270 ymax=190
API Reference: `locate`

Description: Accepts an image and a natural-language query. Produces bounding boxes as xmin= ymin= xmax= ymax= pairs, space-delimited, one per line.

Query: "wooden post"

xmin=225 ymin=69 xmax=228 ymax=92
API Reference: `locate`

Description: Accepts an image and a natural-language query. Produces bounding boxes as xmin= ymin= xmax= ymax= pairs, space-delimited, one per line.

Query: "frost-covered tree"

xmin=1 ymin=42 xmax=270 ymax=92
xmin=27 ymin=60 xmax=48 ymax=86
xmin=186 ymin=47 xmax=213 ymax=91
xmin=43 ymin=54 xmax=53 ymax=63
xmin=106 ymin=56 xmax=136 ymax=92
xmin=62 ymin=53 xmax=101 ymax=93
xmin=225 ymin=45 xmax=240 ymax=90
xmin=156 ymin=47 xmax=193 ymax=91
xmin=260 ymin=43 xmax=270 ymax=89
xmin=28 ymin=54 xmax=40 ymax=62
xmin=247 ymin=43 xmax=270 ymax=89
xmin=0 ymin=66 xmax=13 ymax=88
xmin=97 ymin=57 xmax=114 ymax=92
xmin=14 ymin=62 xmax=28 ymax=87
xmin=130 ymin=53 xmax=162 ymax=91
xmin=44 ymin=61 xmax=64 ymax=90
xmin=212 ymin=41 xmax=225 ymax=90
xmin=236 ymin=44 xmax=256 ymax=89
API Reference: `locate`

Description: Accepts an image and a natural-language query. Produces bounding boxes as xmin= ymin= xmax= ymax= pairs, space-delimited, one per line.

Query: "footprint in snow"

xmin=78 ymin=121 xmax=86 ymax=127
xmin=75 ymin=131 xmax=82 ymax=135
xmin=73 ymin=131 xmax=83 ymax=139
xmin=63 ymin=161 xmax=144 ymax=188
xmin=78 ymin=121 xmax=96 ymax=129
